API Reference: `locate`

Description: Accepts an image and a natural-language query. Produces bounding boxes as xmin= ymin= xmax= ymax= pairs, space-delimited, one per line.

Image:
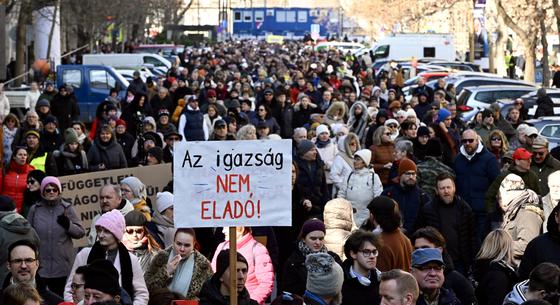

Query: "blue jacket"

xmin=453 ymin=147 xmax=499 ymax=212
xmin=417 ymin=287 xmax=461 ymax=305
xmin=382 ymin=184 xmax=431 ymax=234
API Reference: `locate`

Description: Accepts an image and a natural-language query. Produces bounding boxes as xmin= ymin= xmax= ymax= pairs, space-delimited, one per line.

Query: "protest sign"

xmin=59 ymin=163 xmax=172 ymax=247
xmin=174 ymin=140 xmax=292 ymax=228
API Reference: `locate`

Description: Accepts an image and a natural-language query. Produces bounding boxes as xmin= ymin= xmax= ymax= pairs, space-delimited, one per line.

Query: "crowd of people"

xmin=0 ymin=39 xmax=558 ymax=305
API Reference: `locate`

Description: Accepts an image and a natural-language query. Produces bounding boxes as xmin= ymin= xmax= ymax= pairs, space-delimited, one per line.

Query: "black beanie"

xmin=0 ymin=196 xmax=16 ymax=212
xmin=425 ymin=139 xmax=443 ymax=157
xmin=147 ymin=147 xmax=164 ymax=163
xmin=84 ymin=259 xmax=121 ymax=296
xmin=213 ymin=249 xmax=248 ymax=283
xmin=125 ymin=210 xmax=147 ymax=227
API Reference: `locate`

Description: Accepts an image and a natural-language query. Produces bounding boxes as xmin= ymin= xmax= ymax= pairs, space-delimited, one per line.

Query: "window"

xmin=89 ymin=70 xmax=116 ymax=90
xmin=234 ymin=11 xmax=242 ymax=22
xmin=474 ymin=92 xmax=493 ymax=104
xmin=276 ymin=11 xmax=286 ymax=22
xmin=374 ymin=45 xmax=390 ymax=59
xmin=266 ymin=9 xmax=274 ymax=16
xmin=143 ymin=56 xmax=166 ymax=67
xmin=286 ymin=11 xmax=296 ymax=22
xmin=423 ymin=47 xmax=436 ymax=58
xmin=255 ymin=11 xmax=264 ymax=22
xmin=297 ymin=11 xmax=307 ymax=23
xmin=62 ymin=69 xmax=81 ymax=88
xmin=243 ymin=11 xmax=252 ymax=22
xmin=541 ymin=125 xmax=560 ymax=139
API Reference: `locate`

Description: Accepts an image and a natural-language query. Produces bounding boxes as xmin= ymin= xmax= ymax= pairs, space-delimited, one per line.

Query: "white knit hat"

xmin=354 ymin=149 xmax=372 ymax=165
xmin=316 ymin=124 xmax=330 ymax=136
xmin=156 ymin=191 xmax=174 ymax=213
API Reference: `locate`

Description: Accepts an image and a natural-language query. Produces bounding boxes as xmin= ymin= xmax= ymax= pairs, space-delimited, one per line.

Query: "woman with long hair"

xmin=145 ymin=228 xmax=213 ymax=299
xmin=472 ymin=229 xmax=518 ymax=305
xmin=123 ymin=211 xmax=161 ymax=272
xmin=485 ymin=130 xmax=509 ymax=164
xmin=369 ymin=126 xmax=395 ymax=186
xmin=251 ymin=104 xmax=280 ymax=135
xmin=1 ymin=147 xmax=35 ymax=212
xmin=203 ymin=104 xmax=222 ymax=135
xmin=21 ymin=169 xmax=46 ymax=218
xmin=330 ymin=133 xmax=361 ymax=197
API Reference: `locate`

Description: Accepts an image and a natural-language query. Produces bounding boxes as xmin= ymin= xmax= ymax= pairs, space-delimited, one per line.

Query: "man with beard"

xmin=382 ymin=158 xmax=431 ymax=234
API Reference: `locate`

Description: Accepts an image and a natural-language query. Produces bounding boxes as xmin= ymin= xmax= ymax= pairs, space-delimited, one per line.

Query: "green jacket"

xmin=531 ymin=154 xmax=560 ymax=195
xmin=485 ymin=167 xmax=541 ymax=213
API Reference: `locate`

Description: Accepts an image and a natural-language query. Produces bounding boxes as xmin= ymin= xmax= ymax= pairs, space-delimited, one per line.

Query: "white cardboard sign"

xmin=173 ymin=140 xmax=292 ymax=227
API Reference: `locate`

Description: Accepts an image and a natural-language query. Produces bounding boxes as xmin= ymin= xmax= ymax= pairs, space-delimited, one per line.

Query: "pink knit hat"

xmin=95 ymin=210 xmax=125 ymax=241
xmin=40 ymin=176 xmax=62 ymax=193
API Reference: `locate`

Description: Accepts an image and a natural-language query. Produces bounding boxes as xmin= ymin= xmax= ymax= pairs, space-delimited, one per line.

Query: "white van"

xmin=371 ymin=33 xmax=455 ymax=62
xmin=82 ymin=53 xmax=172 ymax=70
xmin=314 ymin=42 xmax=365 ymax=53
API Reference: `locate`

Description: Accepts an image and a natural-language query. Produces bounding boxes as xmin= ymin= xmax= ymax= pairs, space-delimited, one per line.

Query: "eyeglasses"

xmin=414 ymin=265 xmax=444 ymax=272
xmin=403 ymin=171 xmax=417 ymax=176
xmin=126 ymin=228 xmax=144 ymax=235
xmin=44 ymin=188 xmax=58 ymax=193
xmin=461 ymin=138 xmax=475 ymax=144
xmin=491 ymin=137 xmax=501 ymax=141
xmin=10 ymin=258 xmax=37 ymax=265
xmin=71 ymin=283 xmax=85 ymax=290
xmin=383 ymin=133 xmax=391 ymax=136
xmin=359 ymin=249 xmax=379 ymax=257
xmin=503 ymin=160 xmax=513 ymax=165
xmin=27 ymin=179 xmax=37 ymax=185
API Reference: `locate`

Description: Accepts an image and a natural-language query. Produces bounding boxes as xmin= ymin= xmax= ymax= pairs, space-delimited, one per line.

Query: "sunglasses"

xmin=126 ymin=228 xmax=144 ymax=235
xmin=387 ymin=124 xmax=397 ymax=128
xmin=384 ymin=133 xmax=391 ymax=136
xmin=44 ymin=188 xmax=58 ymax=193
xmin=491 ymin=137 xmax=501 ymax=141
xmin=534 ymin=151 xmax=546 ymax=156
xmin=27 ymin=179 xmax=37 ymax=184
xmin=461 ymin=138 xmax=475 ymax=144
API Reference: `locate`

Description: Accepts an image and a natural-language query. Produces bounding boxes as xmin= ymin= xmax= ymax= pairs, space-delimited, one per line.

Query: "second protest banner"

xmin=174 ymin=140 xmax=292 ymax=228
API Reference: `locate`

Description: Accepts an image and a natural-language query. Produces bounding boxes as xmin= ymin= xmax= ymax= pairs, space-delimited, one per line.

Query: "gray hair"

xmin=100 ymin=184 xmax=122 ymax=198
xmin=395 ymin=140 xmax=413 ymax=155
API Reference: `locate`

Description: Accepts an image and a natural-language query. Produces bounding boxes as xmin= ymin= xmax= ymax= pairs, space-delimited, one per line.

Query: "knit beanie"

xmin=44 ymin=115 xmax=58 ymax=126
xmin=297 ymin=140 xmax=316 ymax=156
xmin=156 ymin=191 xmax=174 ymax=213
xmin=116 ymin=119 xmax=127 ymax=128
xmin=120 ymin=177 xmax=147 ymax=200
xmin=95 ymin=209 xmax=126 ymax=241
xmin=398 ymin=158 xmax=417 ymax=176
xmin=24 ymin=130 xmax=40 ymax=139
xmin=305 ymin=252 xmax=344 ymax=297
xmin=147 ymin=146 xmax=164 ymax=163
xmin=64 ymin=128 xmax=79 ymax=145
xmin=124 ymin=210 xmax=147 ymax=227
xmin=27 ymin=170 xmax=46 ymax=184
xmin=316 ymin=124 xmax=330 ymax=136
xmin=437 ymin=108 xmax=452 ymax=123
xmin=299 ymin=219 xmax=326 ymax=239
xmin=213 ymin=249 xmax=249 ymax=283
xmin=143 ymin=116 xmax=157 ymax=129
xmin=40 ymin=176 xmax=61 ymax=193
xmin=84 ymin=259 xmax=121 ymax=296
xmin=36 ymin=99 xmax=50 ymax=108
xmin=354 ymin=149 xmax=372 ymax=165
xmin=0 ymin=195 xmax=16 ymax=212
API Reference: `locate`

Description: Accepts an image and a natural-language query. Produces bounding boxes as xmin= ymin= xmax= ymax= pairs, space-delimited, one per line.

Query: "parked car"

xmin=525 ymin=116 xmax=560 ymax=149
xmin=427 ymin=60 xmax=483 ymax=72
xmin=499 ymin=89 xmax=560 ymax=119
xmin=456 ymin=85 xmax=537 ymax=121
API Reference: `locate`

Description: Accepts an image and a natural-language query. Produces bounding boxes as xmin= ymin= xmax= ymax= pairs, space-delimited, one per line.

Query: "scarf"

xmin=298 ymin=240 xmax=327 ymax=257
xmin=316 ymin=138 xmax=331 ymax=149
xmin=88 ymin=242 xmax=134 ymax=299
xmin=168 ymin=249 xmax=195 ymax=295
xmin=502 ymin=189 xmax=540 ymax=225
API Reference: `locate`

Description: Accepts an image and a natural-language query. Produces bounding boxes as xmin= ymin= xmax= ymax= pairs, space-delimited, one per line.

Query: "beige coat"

xmin=323 ymin=198 xmax=358 ymax=260
xmin=503 ymin=206 xmax=544 ymax=266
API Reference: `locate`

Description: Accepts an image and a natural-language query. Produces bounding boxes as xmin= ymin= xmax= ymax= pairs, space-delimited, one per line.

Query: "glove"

xmin=57 ymin=214 xmax=70 ymax=230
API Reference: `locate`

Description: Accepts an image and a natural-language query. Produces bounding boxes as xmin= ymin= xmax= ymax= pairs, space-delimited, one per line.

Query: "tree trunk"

xmin=15 ymin=0 xmax=31 ymax=86
xmin=46 ymin=0 xmax=59 ymax=61
xmin=495 ymin=16 xmax=507 ymax=76
xmin=553 ymin=0 xmax=560 ymax=53
xmin=488 ymin=33 xmax=495 ymax=73
xmin=522 ymin=39 xmax=536 ymax=83
xmin=467 ymin=2 xmax=475 ymax=62
xmin=540 ymin=16 xmax=550 ymax=87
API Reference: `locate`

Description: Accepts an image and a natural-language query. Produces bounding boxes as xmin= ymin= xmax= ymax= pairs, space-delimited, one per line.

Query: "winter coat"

xmin=503 ymin=280 xmax=529 ymax=305
xmin=503 ymin=205 xmax=544 ymax=265
xmin=149 ymin=94 xmax=174 ymax=117
xmin=145 ymin=247 xmax=213 ymax=299
xmin=128 ymin=79 xmax=148 ymax=95
xmin=282 ymin=247 xmax=343 ymax=296
xmin=1 ymin=162 xmax=35 ymax=212
xmin=117 ymin=131 xmax=136 ymax=162
xmin=315 ymin=139 xmax=338 ymax=184
xmin=417 ymin=287 xmax=461 ymax=305
xmin=382 ymin=184 xmax=431 ymax=234
xmin=294 ymin=155 xmax=329 ymax=214
xmin=0 ymin=211 xmax=40 ymax=282
xmin=417 ymin=156 xmax=456 ymax=196
xmin=40 ymin=130 xmax=63 ymax=153
xmin=415 ymin=196 xmax=477 ymax=270
xmin=292 ymin=102 xmax=318 ymax=128
xmin=369 ymin=143 xmax=395 ymax=185
xmin=531 ymin=154 xmax=560 ymax=195
xmin=341 ymin=259 xmax=381 ymax=305
xmin=63 ymin=246 xmax=149 ymax=305
xmin=375 ymin=229 xmax=413 ymax=272
xmin=347 ymin=101 xmax=369 ymax=143
xmin=275 ymin=103 xmax=294 ymax=139
xmin=534 ymin=95 xmax=555 ymax=119
xmin=28 ymin=198 xmax=85 ymax=278
xmin=3 ymin=126 xmax=16 ymax=163
xmin=24 ymin=90 xmax=40 ymax=110
xmin=250 ymin=116 xmax=281 ymax=135
xmin=453 ymin=145 xmax=500 ymax=212
xmin=87 ymin=135 xmax=128 ymax=171
xmin=50 ymin=92 xmax=80 ymax=130
xmin=203 ymin=114 xmax=222 ymax=135
xmin=330 ymin=137 xmax=356 ymax=193
xmin=52 ymin=146 xmax=89 ymax=176
xmin=485 ymin=168 xmax=541 ymax=214
xmin=472 ymin=259 xmax=518 ymax=305
xmin=338 ymin=168 xmax=383 ymax=226
xmin=518 ymin=211 xmax=560 ymax=279
xmin=323 ymin=198 xmax=358 ymax=259
xmin=150 ymin=211 xmax=176 ymax=248
xmin=199 ymin=278 xmax=259 ymax=305
xmin=211 ymin=233 xmax=274 ymax=305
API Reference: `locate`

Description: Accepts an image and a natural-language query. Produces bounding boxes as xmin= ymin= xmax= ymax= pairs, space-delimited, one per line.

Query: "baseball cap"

xmin=525 ymin=126 xmax=538 ymax=137
xmin=412 ymin=248 xmax=445 ymax=267
xmin=512 ymin=148 xmax=532 ymax=160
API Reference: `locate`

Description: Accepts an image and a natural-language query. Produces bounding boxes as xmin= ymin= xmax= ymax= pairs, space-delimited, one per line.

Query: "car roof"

xmin=462 ymin=85 xmax=537 ymax=92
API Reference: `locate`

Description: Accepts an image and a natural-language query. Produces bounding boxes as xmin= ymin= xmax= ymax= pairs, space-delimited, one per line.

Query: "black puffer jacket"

xmin=472 ymin=259 xmax=518 ymax=305
xmin=87 ymin=134 xmax=128 ymax=171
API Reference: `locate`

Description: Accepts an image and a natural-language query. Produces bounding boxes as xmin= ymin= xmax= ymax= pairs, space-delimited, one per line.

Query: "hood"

xmin=504 ymin=280 xmax=528 ymax=305
xmin=152 ymin=211 xmax=173 ymax=227
xmin=326 ymin=101 xmax=347 ymax=118
xmin=376 ymin=109 xmax=389 ymax=124
xmin=459 ymin=142 xmax=484 ymax=160
xmin=348 ymin=101 xmax=368 ymax=121
xmin=547 ymin=204 xmax=560 ymax=237
xmin=323 ymin=198 xmax=356 ymax=231
xmin=0 ymin=212 xmax=34 ymax=234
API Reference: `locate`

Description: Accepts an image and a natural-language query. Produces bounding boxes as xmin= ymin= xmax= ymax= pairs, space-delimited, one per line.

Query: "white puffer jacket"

xmin=338 ymin=167 xmax=383 ymax=226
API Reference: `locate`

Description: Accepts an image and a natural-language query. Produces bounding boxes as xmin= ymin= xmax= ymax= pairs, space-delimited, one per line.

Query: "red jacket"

xmin=1 ymin=162 xmax=35 ymax=212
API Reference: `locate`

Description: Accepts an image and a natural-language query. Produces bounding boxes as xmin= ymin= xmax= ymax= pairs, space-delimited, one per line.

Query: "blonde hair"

xmin=372 ymin=126 xmax=389 ymax=146
xmin=476 ymin=229 xmax=514 ymax=265
xmin=485 ymin=129 xmax=509 ymax=153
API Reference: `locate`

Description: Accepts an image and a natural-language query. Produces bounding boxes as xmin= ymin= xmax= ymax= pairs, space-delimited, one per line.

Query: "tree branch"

xmin=496 ymin=0 xmax=528 ymax=41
